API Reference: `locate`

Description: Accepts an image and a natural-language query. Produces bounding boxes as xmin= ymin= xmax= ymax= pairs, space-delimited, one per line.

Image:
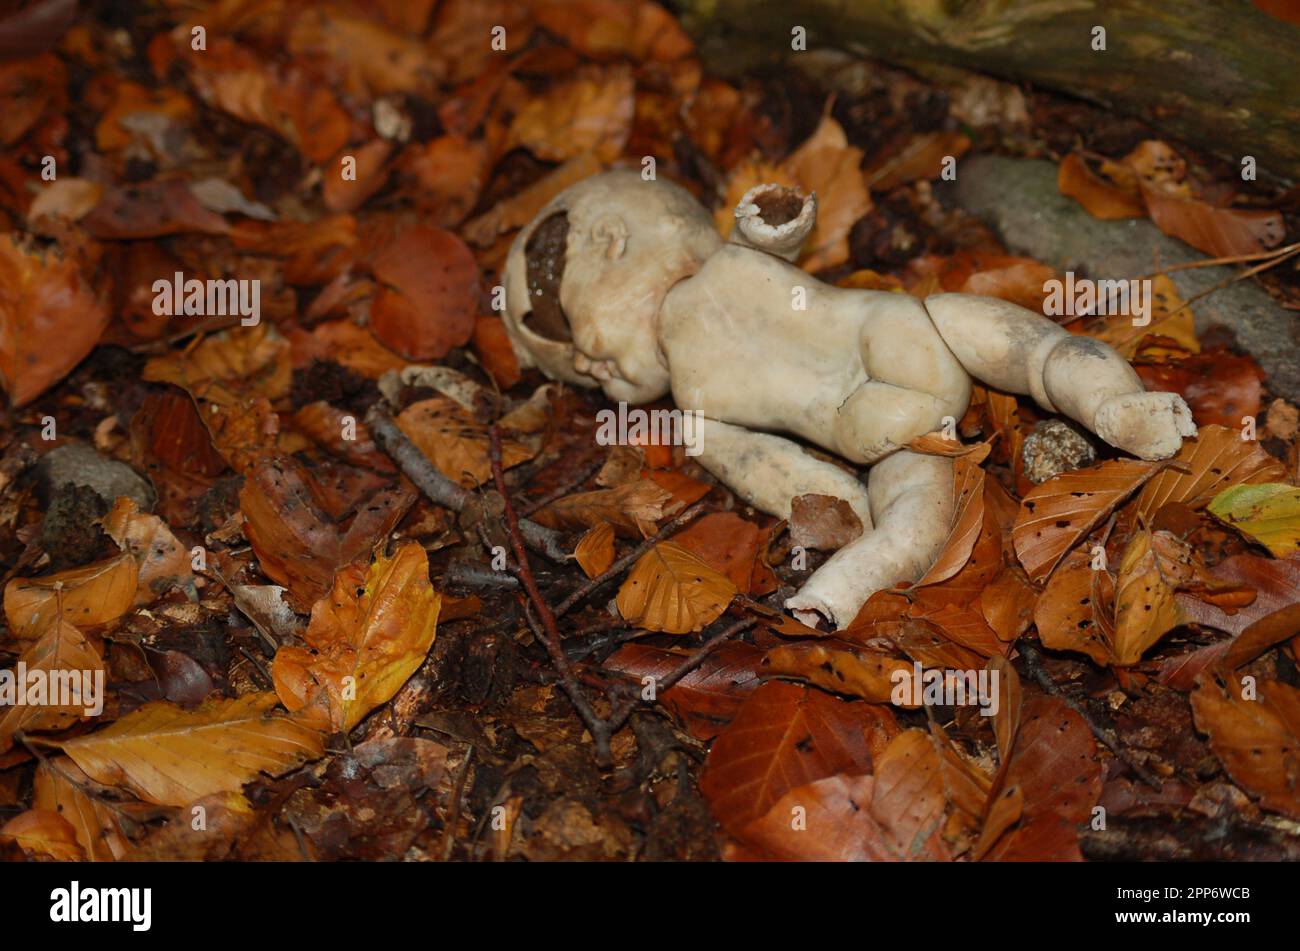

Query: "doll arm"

xmin=786 ymin=450 xmax=954 ymax=630
xmin=692 ymin=417 xmax=872 ymax=528
xmin=923 ymin=293 xmax=1196 ymax=459
xmin=730 ymin=184 xmax=817 ymax=263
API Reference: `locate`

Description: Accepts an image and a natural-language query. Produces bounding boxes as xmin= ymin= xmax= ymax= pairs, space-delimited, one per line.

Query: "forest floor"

xmin=1 ymin=0 xmax=1299 ymax=862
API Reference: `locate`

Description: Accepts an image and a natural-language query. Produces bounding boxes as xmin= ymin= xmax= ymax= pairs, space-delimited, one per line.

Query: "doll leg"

xmin=786 ymin=450 xmax=953 ymax=630
xmin=923 ymin=292 xmax=1195 ymax=459
xmin=691 ymin=417 xmax=873 ymax=527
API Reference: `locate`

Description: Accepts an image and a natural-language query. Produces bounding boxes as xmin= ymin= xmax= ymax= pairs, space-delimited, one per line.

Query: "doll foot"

xmin=1094 ymin=391 xmax=1197 ymax=460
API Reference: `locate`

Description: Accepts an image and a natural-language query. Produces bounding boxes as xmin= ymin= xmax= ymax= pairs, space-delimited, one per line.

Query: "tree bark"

xmin=677 ymin=0 xmax=1300 ymax=182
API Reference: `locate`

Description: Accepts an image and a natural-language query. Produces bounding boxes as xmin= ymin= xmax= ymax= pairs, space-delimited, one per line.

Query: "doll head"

xmin=501 ymin=170 xmax=721 ymax=403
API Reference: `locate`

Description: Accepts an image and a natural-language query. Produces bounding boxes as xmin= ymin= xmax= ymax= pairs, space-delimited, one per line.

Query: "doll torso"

xmin=658 ymin=244 xmax=970 ymax=462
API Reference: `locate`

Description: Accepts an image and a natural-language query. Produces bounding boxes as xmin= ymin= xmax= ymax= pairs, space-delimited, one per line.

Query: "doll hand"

xmin=1093 ymin=391 xmax=1197 ymax=460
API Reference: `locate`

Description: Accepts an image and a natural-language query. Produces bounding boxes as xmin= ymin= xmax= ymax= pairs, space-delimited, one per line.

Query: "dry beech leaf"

xmin=365 ymin=221 xmax=478 ymax=361
xmin=1057 ymin=153 xmax=1145 ymax=220
xmin=1034 ymin=551 xmax=1117 ymax=665
xmin=1085 ymin=274 xmax=1200 ymax=359
xmin=1209 ymin=483 xmax=1300 ymax=557
xmin=700 ymin=680 xmax=895 ymax=835
xmin=0 ymin=809 xmax=83 ymax=861
xmin=761 ymin=640 xmax=916 ymax=706
xmin=1136 ymin=424 xmax=1285 ymax=520
xmin=396 ymin=397 xmax=534 ymax=489
xmin=615 ymin=542 xmax=737 ymax=634
xmin=788 ymin=493 xmax=863 ymax=552
xmin=4 ymin=553 xmax=138 ymax=639
xmin=1143 ymin=187 xmax=1285 ymax=259
xmin=671 ymin=511 xmax=764 ymax=592
xmin=979 ymin=568 xmax=1037 ymax=642
xmin=463 ymin=153 xmax=603 ymax=248
xmin=987 ymin=655 xmax=1022 ymax=766
xmin=603 ymin=641 xmax=761 ymax=741
xmin=125 ymin=791 xmax=261 ymax=862
xmin=0 ymin=619 xmax=105 ymax=753
xmin=864 ymin=130 xmax=971 ymax=192
xmin=272 ymin=541 xmax=440 ymax=733
xmin=573 ymin=522 xmax=616 ymax=578
xmin=0 ymin=234 xmax=110 ymax=406
xmin=1191 ymin=670 xmax=1300 ymax=820
xmin=739 ymin=732 xmax=952 ymax=861
xmin=1013 ymin=459 xmax=1158 ymax=582
xmin=33 ymin=758 xmax=132 ymax=862
xmin=536 ymin=479 xmax=673 ymax=537
xmin=102 ymin=496 xmax=194 ymax=604
xmin=143 ymin=323 xmax=291 ymax=406
xmin=507 ymin=65 xmax=634 ymax=163
xmin=529 ymin=0 xmax=694 ymax=61
xmin=914 ymin=447 xmax=989 ymax=587
xmin=1112 ymin=529 xmax=1196 ymax=666
xmin=62 ymin=693 xmax=324 ymax=807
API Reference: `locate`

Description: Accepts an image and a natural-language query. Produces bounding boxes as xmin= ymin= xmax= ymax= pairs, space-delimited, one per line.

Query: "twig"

xmin=1018 ymin=640 xmax=1164 ymax=789
xmin=488 ymin=425 xmax=614 ymax=762
xmin=553 ymin=500 xmax=712 ymax=618
xmin=1163 ymin=242 xmax=1300 ymax=319
xmin=367 ymin=405 xmax=568 ymax=561
xmin=1133 ymin=240 xmax=1300 ymax=280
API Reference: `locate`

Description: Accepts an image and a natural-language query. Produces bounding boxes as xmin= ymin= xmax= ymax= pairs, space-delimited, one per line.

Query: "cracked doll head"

xmin=502 ymin=170 xmax=721 ymax=404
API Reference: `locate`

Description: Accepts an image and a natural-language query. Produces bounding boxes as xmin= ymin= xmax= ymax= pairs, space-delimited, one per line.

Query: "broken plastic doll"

xmin=500 ymin=171 xmax=1197 ymax=630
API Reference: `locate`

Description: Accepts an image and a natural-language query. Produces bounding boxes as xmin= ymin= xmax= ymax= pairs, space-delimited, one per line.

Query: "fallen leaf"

xmin=272 ymin=542 xmax=440 ymax=732
xmin=33 ymin=758 xmax=132 ymax=861
xmin=1143 ymin=188 xmax=1285 ymax=258
xmin=507 ymin=65 xmax=634 ymax=163
xmin=62 ymin=693 xmax=324 ymax=807
xmin=0 ymin=618 xmax=105 ymax=752
xmin=1136 ymin=424 xmax=1285 ymax=520
xmin=761 ymin=640 xmax=915 ymax=705
xmin=143 ymin=323 xmax=291 ymax=407
xmin=1033 ymin=552 xmax=1117 ymax=665
xmin=0 ymin=809 xmax=82 ymax=861
xmin=914 ymin=449 xmax=988 ymax=587
xmin=700 ymin=680 xmax=892 ymax=835
xmin=395 ymin=397 xmax=535 ymax=489
xmin=0 ymin=234 xmax=110 ymax=405
xmin=788 ymin=493 xmax=863 ymax=552
xmin=1013 ymin=459 xmax=1159 ymax=581
xmin=864 ymin=131 xmax=971 ymax=192
xmin=1112 ymin=529 xmax=1195 ymax=666
xmin=1209 ymin=483 xmax=1300 ymax=557
xmin=671 ymin=511 xmax=764 ymax=592
xmin=4 ymin=553 xmax=138 ymax=639
xmin=535 ymin=479 xmax=672 ymax=536
xmin=1191 ymin=670 xmax=1300 ymax=820
xmin=615 ymin=542 xmax=737 ymax=634
xmin=1058 ymin=153 xmax=1145 ymax=219
xmin=102 ymin=496 xmax=194 ymax=604
xmin=573 ymin=522 xmax=616 ymax=578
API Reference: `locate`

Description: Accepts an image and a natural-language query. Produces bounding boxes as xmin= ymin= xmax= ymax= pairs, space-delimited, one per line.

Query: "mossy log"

xmin=677 ymin=0 xmax=1300 ymax=182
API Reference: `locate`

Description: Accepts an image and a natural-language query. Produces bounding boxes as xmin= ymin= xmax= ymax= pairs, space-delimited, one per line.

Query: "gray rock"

xmin=950 ymin=155 xmax=1300 ymax=401
xmin=35 ymin=443 xmax=156 ymax=511
xmin=1023 ymin=419 xmax=1096 ymax=484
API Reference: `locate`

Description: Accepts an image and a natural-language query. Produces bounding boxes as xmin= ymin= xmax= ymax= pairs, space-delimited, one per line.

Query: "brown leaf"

xmin=535 ymin=479 xmax=672 ymax=536
xmin=143 ymin=323 xmax=291 ymax=407
xmin=0 ymin=619 xmax=105 ymax=753
xmin=529 ymin=1 xmax=694 ymax=61
xmin=1112 ymin=529 xmax=1196 ymax=665
xmin=1143 ymin=187 xmax=1285 ymax=258
xmin=671 ymin=511 xmax=764 ymax=592
xmin=102 ymin=496 xmax=194 ymax=605
xmin=914 ymin=450 xmax=988 ymax=587
xmin=366 ymin=220 xmax=478 ymax=361
xmin=1136 ymin=424 xmax=1284 ymax=520
xmin=1057 ymin=153 xmax=1145 ymax=220
xmin=979 ymin=568 xmax=1037 ymax=642
xmin=864 ymin=131 xmax=971 ymax=192
xmin=615 ymin=542 xmax=737 ymax=634
xmin=507 ymin=65 xmax=634 ymax=163
xmin=4 ymin=553 xmax=138 ymax=640
xmin=1191 ymin=670 xmax=1300 ymax=820
xmin=272 ymin=542 xmax=440 ymax=732
xmin=395 ymin=397 xmax=534 ymax=489
xmin=701 ymin=680 xmax=893 ymax=834
xmin=762 ymin=640 xmax=916 ymax=705
xmin=62 ymin=693 xmax=324 ymax=807
xmin=1034 ymin=551 xmax=1117 ymax=665
xmin=788 ymin=493 xmax=863 ymax=552
xmin=1013 ymin=459 xmax=1159 ymax=581
xmin=603 ymin=641 xmax=761 ymax=740
xmin=33 ymin=758 xmax=132 ymax=861
xmin=0 ymin=234 xmax=110 ymax=406
xmin=0 ymin=809 xmax=83 ymax=861
xmin=574 ymin=522 xmax=616 ymax=578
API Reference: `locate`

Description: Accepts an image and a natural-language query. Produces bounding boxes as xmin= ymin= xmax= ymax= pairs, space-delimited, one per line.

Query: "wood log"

xmin=677 ymin=0 xmax=1300 ymax=182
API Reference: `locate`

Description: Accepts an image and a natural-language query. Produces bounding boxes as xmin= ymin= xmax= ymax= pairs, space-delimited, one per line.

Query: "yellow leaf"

xmin=396 ymin=396 xmax=534 ymax=488
xmin=1112 ymin=530 xmax=1194 ymax=666
xmin=62 ymin=693 xmax=324 ymax=807
xmin=574 ymin=522 xmax=615 ymax=578
xmin=4 ymin=553 xmax=138 ymax=639
xmin=0 ymin=809 xmax=84 ymax=860
xmin=272 ymin=542 xmax=440 ymax=732
xmin=0 ymin=619 xmax=105 ymax=753
xmin=33 ymin=758 xmax=132 ymax=861
xmin=1209 ymin=483 xmax=1300 ymax=557
xmin=616 ymin=542 xmax=737 ymax=634
xmin=142 ymin=323 xmax=290 ymax=406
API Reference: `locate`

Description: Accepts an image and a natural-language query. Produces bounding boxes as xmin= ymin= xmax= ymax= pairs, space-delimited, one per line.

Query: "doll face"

xmin=502 ymin=171 xmax=721 ymax=404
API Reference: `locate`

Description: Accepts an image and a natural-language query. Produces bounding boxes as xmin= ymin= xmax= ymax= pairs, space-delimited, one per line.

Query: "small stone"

xmin=35 ymin=442 xmax=156 ymax=511
xmin=1023 ymin=419 xmax=1096 ymax=484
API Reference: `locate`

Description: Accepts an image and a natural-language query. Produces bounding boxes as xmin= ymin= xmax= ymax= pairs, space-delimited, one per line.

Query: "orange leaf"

xmin=1143 ymin=188 xmax=1285 ymax=258
xmin=574 ymin=522 xmax=616 ymax=578
xmin=1057 ymin=153 xmax=1145 ymax=220
xmin=4 ymin=553 xmax=138 ymax=640
xmin=1136 ymin=423 xmax=1285 ymax=520
xmin=615 ymin=542 xmax=737 ymax=634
